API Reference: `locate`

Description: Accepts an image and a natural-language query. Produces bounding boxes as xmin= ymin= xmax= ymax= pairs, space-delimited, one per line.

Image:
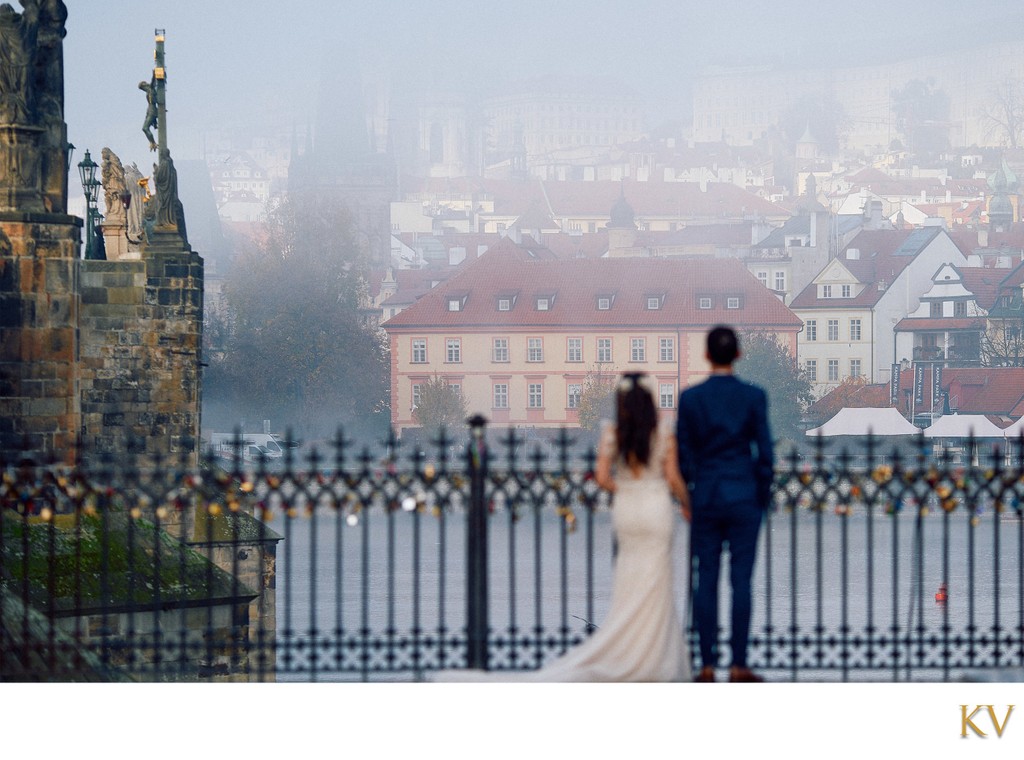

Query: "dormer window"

xmin=536 ymin=294 xmax=555 ymax=311
xmin=821 ymin=284 xmax=833 ymax=298
xmin=447 ymin=297 xmax=463 ymax=312
xmin=497 ymin=298 xmax=511 ymax=312
xmin=646 ymin=296 xmax=663 ymax=310
xmin=597 ymin=296 xmax=611 ymax=310
xmin=841 ymin=284 xmax=852 ymax=298
xmin=698 ymin=297 xmax=712 ymax=310
xmin=726 ymin=296 xmax=741 ymax=309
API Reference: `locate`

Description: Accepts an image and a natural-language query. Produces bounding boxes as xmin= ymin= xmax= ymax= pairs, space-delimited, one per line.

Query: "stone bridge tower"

xmin=0 ymin=1 xmax=80 ymax=463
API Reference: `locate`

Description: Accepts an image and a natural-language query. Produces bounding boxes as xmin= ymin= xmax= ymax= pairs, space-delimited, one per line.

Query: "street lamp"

xmin=77 ymin=149 xmax=104 ymax=260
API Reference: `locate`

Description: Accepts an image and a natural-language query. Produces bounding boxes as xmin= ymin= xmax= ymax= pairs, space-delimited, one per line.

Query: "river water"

xmin=270 ymin=503 xmax=1024 ymax=681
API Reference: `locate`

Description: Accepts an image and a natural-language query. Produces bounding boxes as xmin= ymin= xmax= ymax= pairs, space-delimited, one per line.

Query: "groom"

xmin=676 ymin=325 xmax=774 ymax=683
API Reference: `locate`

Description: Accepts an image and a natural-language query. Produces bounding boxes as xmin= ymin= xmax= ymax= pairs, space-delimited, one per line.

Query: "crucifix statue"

xmin=138 ymin=29 xmax=186 ymax=246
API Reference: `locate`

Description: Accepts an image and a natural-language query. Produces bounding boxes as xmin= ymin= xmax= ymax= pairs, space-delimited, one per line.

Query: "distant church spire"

xmin=312 ymin=48 xmax=372 ymax=167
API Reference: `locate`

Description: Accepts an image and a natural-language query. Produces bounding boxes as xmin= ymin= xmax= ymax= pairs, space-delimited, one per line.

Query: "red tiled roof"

xmin=813 ymin=367 xmax=1024 ymax=420
xmin=382 ymin=252 xmax=801 ymax=331
xmin=947 ymin=223 xmax=1024 ymax=255
xmin=958 ymin=267 xmax=1007 ymax=310
xmin=807 ymin=383 xmax=892 ymax=420
xmin=893 ymin=367 xmax=1024 ymax=417
xmin=790 ymin=229 xmax=928 ymax=309
xmin=846 ymin=171 xmax=986 ymax=199
xmin=513 ymin=202 xmax=561 ymax=231
xmin=944 ymin=369 xmax=1024 ymax=417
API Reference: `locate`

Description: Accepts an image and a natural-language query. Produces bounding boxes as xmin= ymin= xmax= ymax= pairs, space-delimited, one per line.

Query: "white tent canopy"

xmin=806 ymin=407 xmax=919 ymax=437
xmin=922 ymin=413 xmax=1006 ymax=438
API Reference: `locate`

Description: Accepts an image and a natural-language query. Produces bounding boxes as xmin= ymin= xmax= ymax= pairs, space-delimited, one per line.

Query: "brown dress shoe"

xmin=728 ymin=666 xmax=764 ymax=682
xmin=695 ymin=666 xmax=715 ymax=682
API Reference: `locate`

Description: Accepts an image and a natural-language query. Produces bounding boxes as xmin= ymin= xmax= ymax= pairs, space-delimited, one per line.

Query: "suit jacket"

xmin=676 ymin=374 xmax=774 ymax=512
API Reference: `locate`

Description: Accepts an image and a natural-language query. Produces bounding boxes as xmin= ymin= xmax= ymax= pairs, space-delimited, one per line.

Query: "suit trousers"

xmin=690 ymin=500 xmax=763 ymax=669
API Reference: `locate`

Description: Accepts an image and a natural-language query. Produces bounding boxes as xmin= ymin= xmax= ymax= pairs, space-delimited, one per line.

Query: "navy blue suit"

xmin=676 ymin=373 xmax=773 ymax=670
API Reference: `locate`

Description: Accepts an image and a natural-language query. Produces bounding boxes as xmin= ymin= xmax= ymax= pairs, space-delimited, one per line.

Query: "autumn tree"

xmin=576 ymin=366 xmax=617 ymax=435
xmin=204 ymin=192 xmax=390 ymax=442
xmin=981 ymin=316 xmax=1024 ymax=367
xmin=892 ymin=79 xmax=951 ymax=159
xmin=412 ymin=376 xmax=467 ymax=435
xmin=805 ymin=375 xmax=870 ymax=427
xmin=980 ymin=78 xmax=1024 ymax=149
xmin=735 ymin=331 xmax=814 ymax=445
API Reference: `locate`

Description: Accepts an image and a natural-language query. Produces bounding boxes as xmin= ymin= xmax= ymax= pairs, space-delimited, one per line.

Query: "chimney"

xmin=866 ymin=200 xmax=883 ymax=230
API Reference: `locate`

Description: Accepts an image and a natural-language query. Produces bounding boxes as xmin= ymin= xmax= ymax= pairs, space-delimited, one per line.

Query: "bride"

xmin=436 ymin=372 xmax=692 ymax=682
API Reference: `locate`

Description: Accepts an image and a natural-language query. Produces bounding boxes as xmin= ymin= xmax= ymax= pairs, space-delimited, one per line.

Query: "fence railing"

xmin=3 ymin=424 xmax=1024 ymax=682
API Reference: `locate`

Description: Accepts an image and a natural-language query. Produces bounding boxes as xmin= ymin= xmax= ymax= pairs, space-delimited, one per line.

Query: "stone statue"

xmin=139 ymin=79 xmax=158 ymax=151
xmin=0 ymin=3 xmax=38 ymax=124
xmin=123 ymin=161 xmax=146 ymax=244
xmin=154 ymin=147 xmax=179 ymax=230
xmin=101 ymin=147 xmax=126 ymax=222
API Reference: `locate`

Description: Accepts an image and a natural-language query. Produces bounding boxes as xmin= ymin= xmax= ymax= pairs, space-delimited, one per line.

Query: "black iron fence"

xmin=3 ymin=423 xmax=1024 ymax=682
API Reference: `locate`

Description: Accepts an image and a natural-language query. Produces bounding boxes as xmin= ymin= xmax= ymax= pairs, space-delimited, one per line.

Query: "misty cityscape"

xmin=65 ymin=0 xmax=1018 ymax=450
xmin=9 ymin=4 xmax=1024 ymax=721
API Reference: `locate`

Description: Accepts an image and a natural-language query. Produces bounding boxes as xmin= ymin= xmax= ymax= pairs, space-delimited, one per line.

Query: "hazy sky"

xmin=61 ymin=1 xmax=1024 ymax=181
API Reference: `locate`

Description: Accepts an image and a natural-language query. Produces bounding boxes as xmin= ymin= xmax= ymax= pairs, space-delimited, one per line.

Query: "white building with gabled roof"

xmin=791 ymin=227 xmax=967 ymax=395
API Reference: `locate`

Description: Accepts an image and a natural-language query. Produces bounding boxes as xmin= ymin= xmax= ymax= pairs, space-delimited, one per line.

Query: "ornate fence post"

xmin=466 ymin=414 xmax=489 ymax=670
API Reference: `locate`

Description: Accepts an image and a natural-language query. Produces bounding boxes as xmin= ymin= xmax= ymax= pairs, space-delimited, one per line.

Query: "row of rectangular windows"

xmin=450 ymin=295 xmax=744 ymax=313
xmin=803 ymin=358 xmax=863 ymax=382
xmin=411 ymin=382 xmax=678 ymax=411
xmin=804 ymin=319 xmax=862 ymax=342
xmin=818 ymin=284 xmax=855 ymax=299
xmin=412 ymin=337 xmax=678 ymax=364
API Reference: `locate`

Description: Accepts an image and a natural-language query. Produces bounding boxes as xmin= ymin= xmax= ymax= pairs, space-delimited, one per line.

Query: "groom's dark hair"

xmin=707 ymin=325 xmax=739 ymax=366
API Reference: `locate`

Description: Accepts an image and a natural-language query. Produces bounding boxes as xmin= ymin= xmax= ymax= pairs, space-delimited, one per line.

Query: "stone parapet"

xmin=78 ymin=246 xmax=204 ymax=465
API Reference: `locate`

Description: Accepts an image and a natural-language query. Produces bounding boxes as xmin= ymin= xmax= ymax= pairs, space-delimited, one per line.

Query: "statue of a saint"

xmin=0 ymin=3 xmax=38 ymax=124
xmin=123 ymin=162 xmax=146 ymax=244
xmin=101 ymin=147 xmax=126 ymax=222
xmin=154 ymin=147 xmax=178 ymax=230
xmin=33 ymin=0 xmax=67 ymax=124
xmin=139 ymin=79 xmax=157 ymax=151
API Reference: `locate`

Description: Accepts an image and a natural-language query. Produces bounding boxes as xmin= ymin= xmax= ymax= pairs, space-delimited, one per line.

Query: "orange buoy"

xmin=935 ymin=583 xmax=948 ymax=603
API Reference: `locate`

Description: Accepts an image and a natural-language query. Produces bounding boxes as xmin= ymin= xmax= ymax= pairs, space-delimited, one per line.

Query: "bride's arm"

xmin=663 ymin=436 xmax=691 ymax=521
xmin=595 ymin=422 xmax=616 ymax=493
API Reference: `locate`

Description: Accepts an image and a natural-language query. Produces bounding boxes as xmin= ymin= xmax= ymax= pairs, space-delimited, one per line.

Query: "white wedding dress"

xmin=435 ymin=421 xmax=690 ymax=682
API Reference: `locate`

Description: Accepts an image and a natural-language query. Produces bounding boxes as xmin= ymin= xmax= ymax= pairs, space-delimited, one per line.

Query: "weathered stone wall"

xmin=0 ymin=212 xmax=81 ymax=463
xmin=77 ymin=249 xmax=203 ymax=465
xmin=196 ymin=537 xmax=279 ymax=681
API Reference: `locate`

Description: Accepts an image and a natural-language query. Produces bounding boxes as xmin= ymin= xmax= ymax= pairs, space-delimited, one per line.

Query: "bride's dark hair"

xmin=616 ymin=373 xmax=658 ymax=466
